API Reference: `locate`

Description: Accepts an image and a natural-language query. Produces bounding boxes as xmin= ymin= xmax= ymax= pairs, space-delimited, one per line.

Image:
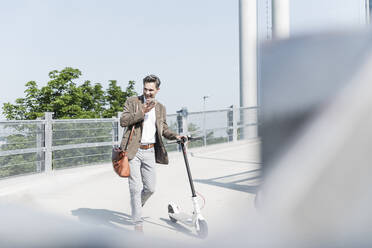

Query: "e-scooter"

xmin=167 ymin=136 xmax=208 ymax=238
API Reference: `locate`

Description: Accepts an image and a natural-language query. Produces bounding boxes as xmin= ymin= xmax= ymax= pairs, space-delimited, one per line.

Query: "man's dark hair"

xmin=143 ymin=74 xmax=161 ymax=89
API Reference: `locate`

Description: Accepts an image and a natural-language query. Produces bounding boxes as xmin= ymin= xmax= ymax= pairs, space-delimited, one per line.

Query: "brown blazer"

xmin=120 ymin=95 xmax=178 ymax=164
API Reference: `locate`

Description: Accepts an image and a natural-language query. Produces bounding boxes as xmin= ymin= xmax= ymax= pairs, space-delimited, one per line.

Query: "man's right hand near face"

xmin=142 ymin=101 xmax=155 ymax=114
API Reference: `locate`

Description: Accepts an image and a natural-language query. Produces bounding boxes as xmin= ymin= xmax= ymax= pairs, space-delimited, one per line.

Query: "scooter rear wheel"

xmin=168 ymin=204 xmax=178 ymax=223
xmin=197 ymin=219 xmax=208 ymax=239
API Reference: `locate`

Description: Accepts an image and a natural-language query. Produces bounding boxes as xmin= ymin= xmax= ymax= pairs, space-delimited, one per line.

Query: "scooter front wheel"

xmin=168 ymin=204 xmax=178 ymax=223
xmin=197 ymin=219 xmax=208 ymax=239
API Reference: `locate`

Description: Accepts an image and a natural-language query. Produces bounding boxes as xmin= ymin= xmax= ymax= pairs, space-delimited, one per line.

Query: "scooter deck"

xmin=171 ymin=212 xmax=194 ymax=226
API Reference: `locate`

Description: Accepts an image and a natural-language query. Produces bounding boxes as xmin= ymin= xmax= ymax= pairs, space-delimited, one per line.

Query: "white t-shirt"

xmin=141 ymin=99 xmax=156 ymax=144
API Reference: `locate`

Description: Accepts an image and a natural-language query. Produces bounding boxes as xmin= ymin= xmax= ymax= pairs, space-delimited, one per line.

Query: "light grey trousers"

xmin=128 ymin=147 xmax=156 ymax=225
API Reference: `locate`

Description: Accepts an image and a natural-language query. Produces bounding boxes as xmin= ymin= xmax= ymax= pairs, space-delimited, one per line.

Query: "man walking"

xmin=120 ymin=74 xmax=182 ymax=233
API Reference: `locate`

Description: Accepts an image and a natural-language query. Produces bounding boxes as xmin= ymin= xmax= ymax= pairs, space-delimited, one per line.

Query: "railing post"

xmin=233 ymin=107 xmax=238 ymax=142
xmin=183 ymin=110 xmax=188 ymax=136
xmin=112 ymin=117 xmax=116 ymax=146
xmin=176 ymin=108 xmax=188 ymax=135
xmin=36 ymin=117 xmax=43 ymax=172
xmin=176 ymin=108 xmax=188 ymax=151
xmin=203 ymin=109 xmax=207 ymax=147
xmin=44 ymin=112 xmax=53 ymax=172
xmin=117 ymin=112 xmax=123 ymax=147
xmin=176 ymin=113 xmax=183 ymax=152
xmin=227 ymin=106 xmax=234 ymax=142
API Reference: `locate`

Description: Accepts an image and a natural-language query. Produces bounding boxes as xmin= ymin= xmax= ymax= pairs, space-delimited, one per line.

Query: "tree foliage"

xmin=2 ymin=67 xmax=137 ymax=120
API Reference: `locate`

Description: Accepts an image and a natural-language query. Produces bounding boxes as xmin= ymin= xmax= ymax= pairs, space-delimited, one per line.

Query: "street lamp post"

xmin=203 ymin=96 xmax=209 ymax=147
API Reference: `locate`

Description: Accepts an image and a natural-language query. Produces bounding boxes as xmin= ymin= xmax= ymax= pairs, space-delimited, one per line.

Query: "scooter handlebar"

xmin=166 ymin=136 xmax=203 ymax=144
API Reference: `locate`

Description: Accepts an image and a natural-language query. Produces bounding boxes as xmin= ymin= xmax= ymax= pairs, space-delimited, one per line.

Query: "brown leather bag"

xmin=112 ymin=126 xmax=135 ymax=177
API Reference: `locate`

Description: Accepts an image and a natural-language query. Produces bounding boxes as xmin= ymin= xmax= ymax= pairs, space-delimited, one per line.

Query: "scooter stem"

xmin=192 ymin=196 xmax=201 ymax=215
xmin=180 ymin=142 xmax=197 ymax=197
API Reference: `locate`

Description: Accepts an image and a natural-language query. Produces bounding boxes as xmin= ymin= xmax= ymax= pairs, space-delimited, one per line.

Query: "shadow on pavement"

xmin=194 ymin=169 xmax=261 ymax=194
xmin=158 ymin=218 xmax=200 ymax=239
xmin=190 ymin=153 xmax=261 ymax=165
xmin=71 ymin=208 xmax=132 ymax=230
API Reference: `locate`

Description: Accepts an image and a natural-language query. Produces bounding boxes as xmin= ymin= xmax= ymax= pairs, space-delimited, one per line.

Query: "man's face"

xmin=143 ymin=82 xmax=159 ymax=100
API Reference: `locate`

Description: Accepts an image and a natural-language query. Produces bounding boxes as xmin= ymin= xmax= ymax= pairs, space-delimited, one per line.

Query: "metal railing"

xmin=0 ymin=106 xmax=258 ymax=178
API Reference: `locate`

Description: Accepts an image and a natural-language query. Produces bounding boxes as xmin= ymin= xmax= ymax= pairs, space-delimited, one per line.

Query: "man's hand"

xmin=142 ymin=100 xmax=155 ymax=114
xmin=176 ymin=135 xmax=187 ymax=141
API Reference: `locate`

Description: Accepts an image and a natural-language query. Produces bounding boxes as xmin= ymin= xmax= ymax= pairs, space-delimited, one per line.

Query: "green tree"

xmin=103 ymin=80 xmax=136 ymax=118
xmin=2 ymin=67 xmax=137 ymax=120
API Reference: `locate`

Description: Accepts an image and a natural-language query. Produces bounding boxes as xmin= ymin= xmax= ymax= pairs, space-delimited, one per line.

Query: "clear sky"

xmin=0 ymin=0 xmax=368 ymax=118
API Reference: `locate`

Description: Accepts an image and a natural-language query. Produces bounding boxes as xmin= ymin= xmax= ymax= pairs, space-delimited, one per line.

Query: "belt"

xmin=140 ymin=144 xmax=155 ymax=150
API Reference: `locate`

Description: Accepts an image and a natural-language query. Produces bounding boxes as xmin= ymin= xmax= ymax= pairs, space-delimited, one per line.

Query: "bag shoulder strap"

xmin=123 ymin=125 xmax=135 ymax=152
xmin=122 ymin=97 xmax=141 ymax=152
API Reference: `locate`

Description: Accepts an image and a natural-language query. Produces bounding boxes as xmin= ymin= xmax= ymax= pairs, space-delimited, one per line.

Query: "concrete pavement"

xmin=0 ymin=139 xmax=260 ymax=246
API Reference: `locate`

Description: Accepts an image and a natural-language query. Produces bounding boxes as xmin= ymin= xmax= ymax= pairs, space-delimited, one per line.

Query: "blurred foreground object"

xmin=258 ymin=28 xmax=372 ymax=246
